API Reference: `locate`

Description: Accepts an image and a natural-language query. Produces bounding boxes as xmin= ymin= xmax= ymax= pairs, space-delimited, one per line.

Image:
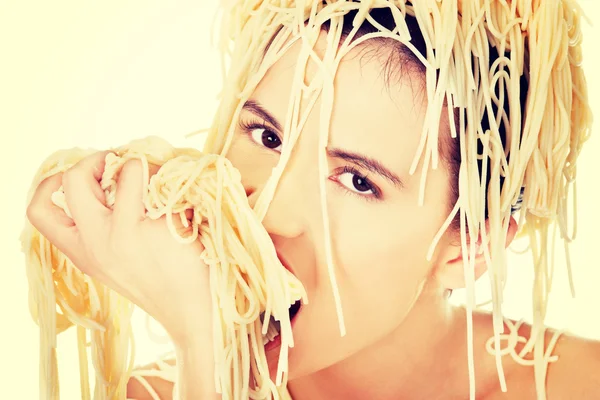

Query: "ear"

xmin=434 ymin=216 xmax=519 ymax=290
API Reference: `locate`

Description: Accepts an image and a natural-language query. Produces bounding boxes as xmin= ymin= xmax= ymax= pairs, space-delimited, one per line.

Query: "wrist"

xmin=174 ymin=334 xmax=220 ymax=399
xmin=165 ymin=289 xmax=213 ymax=345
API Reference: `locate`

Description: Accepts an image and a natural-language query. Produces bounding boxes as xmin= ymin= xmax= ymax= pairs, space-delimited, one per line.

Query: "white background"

xmin=1 ymin=1 xmax=599 ymax=398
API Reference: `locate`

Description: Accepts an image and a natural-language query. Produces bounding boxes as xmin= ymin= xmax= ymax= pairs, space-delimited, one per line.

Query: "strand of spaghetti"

xmin=250 ymin=63 xmax=303 ymax=219
xmin=25 ymin=1 xmax=592 ymax=398
xmin=426 ymin=200 xmax=460 ymax=261
xmin=76 ymin=326 xmax=91 ymax=400
xmin=131 ymin=375 xmax=162 ymax=400
xmin=459 ymin=204 xmax=477 ymax=400
xmin=317 ymin=12 xmax=346 ymax=338
xmin=23 ymin=136 xmax=307 ymax=399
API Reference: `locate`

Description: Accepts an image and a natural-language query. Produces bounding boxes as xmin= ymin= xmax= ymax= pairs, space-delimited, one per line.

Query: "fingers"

xmin=113 ymin=160 xmax=161 ymax=227
xmin=114 ymin=160 xmax=146 ymax=223
xmin=62 ymin=151 xmax=112 ymax=239
xmin=26 ymin=173 xmax=85 ymax=266
xmin=27 ymin=173 xmax=74 ymax=236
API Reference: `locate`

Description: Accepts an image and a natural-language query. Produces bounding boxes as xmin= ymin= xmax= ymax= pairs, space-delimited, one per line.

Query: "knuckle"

xmin=39 ymin=172 xmax=62 ymax=187
xmin=61 ymin=167 xmax=78 ymax=189
xmin=122 ymin=159 xmax=144 ymax=174
xmin=25 ymin=201 xmax=43 ymax=226
xmin=62 ymin=150 xmax=109 ymax=188
xmin=26 ymin=173 xmax=63 ymax=225
xmin=125 ymin=158 xmax=143 ymax=168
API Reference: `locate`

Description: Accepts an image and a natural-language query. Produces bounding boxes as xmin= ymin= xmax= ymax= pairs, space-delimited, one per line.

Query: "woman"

xmin=26 ymin=2 xmax=599 ymax=399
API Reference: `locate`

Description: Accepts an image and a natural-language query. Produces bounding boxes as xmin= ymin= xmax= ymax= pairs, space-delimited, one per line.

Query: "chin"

xmin=264 ymin=334 xmax=346 ymax=383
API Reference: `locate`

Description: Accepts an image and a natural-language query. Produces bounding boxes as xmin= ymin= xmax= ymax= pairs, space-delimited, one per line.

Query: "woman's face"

xmin=226 ymin=35 xmax=453 ymax=379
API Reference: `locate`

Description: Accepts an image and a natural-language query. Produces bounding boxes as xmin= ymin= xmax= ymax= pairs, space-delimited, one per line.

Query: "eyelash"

xmin=239 ymin=119 xmax=382 ymax=202
xmin=331 ymin=165 xmax=382 ymax=201
xmin=239 ymin=119 xmax=282 ymax=152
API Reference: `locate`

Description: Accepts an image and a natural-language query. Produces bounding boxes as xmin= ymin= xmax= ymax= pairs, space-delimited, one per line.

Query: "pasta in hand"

xmin=22 ymin=136 xmax=306 ymax=400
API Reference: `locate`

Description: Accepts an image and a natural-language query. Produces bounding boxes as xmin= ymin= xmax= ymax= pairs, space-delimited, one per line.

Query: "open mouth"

xmin=260 ymin=251 xmax=305 ymax=347
xmin=261 ymin=299 xmax=302 ymax=346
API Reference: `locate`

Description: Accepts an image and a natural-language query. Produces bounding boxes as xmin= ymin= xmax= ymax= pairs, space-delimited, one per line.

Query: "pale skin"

xmin=28 ymin=34 xmax=600 ymax=400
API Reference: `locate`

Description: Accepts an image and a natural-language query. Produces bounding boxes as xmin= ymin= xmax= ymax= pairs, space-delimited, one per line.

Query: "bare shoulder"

xmin=544 ymin=332 xmax=600 ymax=398
xmin=127 ymin=357 xmax=176 ymax=400
xmin=484 ymin=329 xmax=600 ymax=400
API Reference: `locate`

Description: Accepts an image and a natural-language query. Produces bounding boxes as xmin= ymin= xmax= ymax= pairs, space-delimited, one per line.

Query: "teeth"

xmin=260 ymin=298 xmax=303 ymax=345
xmin=261 ymin=316 xmax=281 ymax=344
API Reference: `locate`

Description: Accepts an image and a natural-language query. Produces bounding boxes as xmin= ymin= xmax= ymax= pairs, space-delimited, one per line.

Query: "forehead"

xmin=251 ymin=32 xmax=428 ymax=167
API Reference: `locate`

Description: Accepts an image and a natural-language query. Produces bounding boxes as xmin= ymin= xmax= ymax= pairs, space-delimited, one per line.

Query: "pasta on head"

xmin=200 ymin=0 xmax=591 ymax=399
xmin=21 ymin=136 xmax=305 ymax=400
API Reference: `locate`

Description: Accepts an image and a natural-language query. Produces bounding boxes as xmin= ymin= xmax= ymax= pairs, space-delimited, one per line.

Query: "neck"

xmin=287 ymin=296 xmax=499 ymax=400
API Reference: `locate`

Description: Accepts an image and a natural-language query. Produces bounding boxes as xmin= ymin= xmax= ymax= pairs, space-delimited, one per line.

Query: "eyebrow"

xmin=242 ymin=99 xmax=404 ymax=189
xmin=327 ymin=148 xmax=405 ymax=189
xmin=242 ymin=99 xmax=283 ymax=132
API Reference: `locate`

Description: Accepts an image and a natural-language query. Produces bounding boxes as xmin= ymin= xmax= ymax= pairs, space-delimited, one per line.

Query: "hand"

xmin=26 ymin=151 xmax=213 ymax=344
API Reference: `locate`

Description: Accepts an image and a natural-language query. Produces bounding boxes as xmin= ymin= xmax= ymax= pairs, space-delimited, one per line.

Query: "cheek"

xmin=224 ymin=136 xmax=246 ymax=171
xmin=334 ymin=205 xmax=435 ymax=284
xmin=332 ymin=208 xmax=436 ymax=326
xmin=225 ymin=135 xmax=276 ymax=189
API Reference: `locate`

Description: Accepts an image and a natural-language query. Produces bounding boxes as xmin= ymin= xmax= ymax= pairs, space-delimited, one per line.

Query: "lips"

xmin=261 ymin=250 xmax=303 ymax=349
xmin=276 ymin=250 xmax=296 ymax=277
xmin=275 ymin=251 xmax=303 ymax=323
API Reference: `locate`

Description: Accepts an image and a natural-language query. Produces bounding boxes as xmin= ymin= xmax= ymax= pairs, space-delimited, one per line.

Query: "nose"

xmin=246 ymin=165 xmax=308 ymax=240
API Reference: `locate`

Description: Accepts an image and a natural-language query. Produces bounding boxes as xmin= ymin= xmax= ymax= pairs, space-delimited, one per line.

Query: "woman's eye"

xmin=250 ymin=127 xmax=282 ymax=151
xmin=338 ymin=172 xmax=375 ymax=195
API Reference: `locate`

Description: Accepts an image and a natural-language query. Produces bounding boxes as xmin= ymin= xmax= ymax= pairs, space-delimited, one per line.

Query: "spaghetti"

xmin=197 ymin=1 xmax=591 ymax=399
xmin=21 ymin=136 xmax=305 ymax=399
xmin=22 ymin=0 xmax=592 ymax=399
